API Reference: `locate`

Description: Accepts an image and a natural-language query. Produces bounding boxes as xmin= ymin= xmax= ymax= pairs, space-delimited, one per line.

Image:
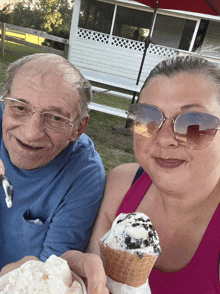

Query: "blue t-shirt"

xmin=0 ymin=111 xmax=105 ymax=269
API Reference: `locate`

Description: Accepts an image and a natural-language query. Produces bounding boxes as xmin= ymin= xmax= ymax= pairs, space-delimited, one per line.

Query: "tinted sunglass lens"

xmin=175 ymin=112 xmax=219 ymax=149
xmin=128 ymin=104 xmax=162 ymax=138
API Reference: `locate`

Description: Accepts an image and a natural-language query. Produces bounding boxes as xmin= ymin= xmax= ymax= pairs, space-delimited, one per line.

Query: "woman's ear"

xmin=69 ymin=114 xmax=90 ymax=142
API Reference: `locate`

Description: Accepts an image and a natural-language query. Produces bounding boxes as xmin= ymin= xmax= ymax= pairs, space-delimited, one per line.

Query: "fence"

xmin=0 ymin=22 xmax=69 ymax=58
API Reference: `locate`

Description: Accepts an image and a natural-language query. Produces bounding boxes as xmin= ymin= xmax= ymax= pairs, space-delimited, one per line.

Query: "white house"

xmin=68 ymin=0 xmax=220 ymax=116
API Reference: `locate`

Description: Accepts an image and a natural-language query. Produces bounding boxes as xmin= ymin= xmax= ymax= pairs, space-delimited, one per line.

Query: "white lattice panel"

xmin=77 ymin=28 xmax=109 ymax=44
xmin=147 ymin=44 xmax=178 ymax=58
xmin=111 ymin=36 xmax=145 ymax=52
xmin=77 ymin=28 xmax=179 ymax=58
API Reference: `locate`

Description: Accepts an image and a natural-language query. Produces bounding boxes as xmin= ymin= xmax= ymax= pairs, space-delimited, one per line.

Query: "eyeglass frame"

xmin=126 ymin=103 xmax=220 ymax=150
xmin=0 ymin=96 xmax=79 ymax=134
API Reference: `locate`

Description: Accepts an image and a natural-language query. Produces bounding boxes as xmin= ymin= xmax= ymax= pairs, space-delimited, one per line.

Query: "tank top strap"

xmin=116 ymin=171 xmax=152 ymax=217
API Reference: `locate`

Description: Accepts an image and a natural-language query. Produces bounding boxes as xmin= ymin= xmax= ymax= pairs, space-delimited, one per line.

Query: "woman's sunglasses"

xmin=127 ymin=103 xmax=220 ymax=150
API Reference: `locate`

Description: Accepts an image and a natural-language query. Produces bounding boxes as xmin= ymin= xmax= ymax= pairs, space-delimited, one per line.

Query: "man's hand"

xmin=61 ymin=251 xmax=109 ymax=294
xmin=0 ymin=159 xmax=5 ymax=175
xmin=0 ymin=256 xmax=39 ymax=277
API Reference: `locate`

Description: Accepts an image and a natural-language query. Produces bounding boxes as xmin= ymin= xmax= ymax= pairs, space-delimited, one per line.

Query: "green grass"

xmin=0 ymin=44 xmax=137 ymax=173
xmin=85 ymin=108 xmax=136 ymax=173
xmin=92 ymin=91 xmax=132 ymax=110
xmin=6 ymin=31 xmax=45 ymax=45
xmin=0 ymin=39 xmax=48 ymax=63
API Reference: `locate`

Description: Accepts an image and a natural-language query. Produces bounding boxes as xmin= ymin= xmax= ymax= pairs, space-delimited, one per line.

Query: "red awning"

xmin=132 ymin=0 xmax=220 ymax=16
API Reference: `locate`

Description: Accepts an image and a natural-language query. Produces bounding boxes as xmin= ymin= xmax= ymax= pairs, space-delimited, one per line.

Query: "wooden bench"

xmin=84 ymin=72 xmax=142 ymax=118
xmin=88 ymin=102 xmax=128 ymax=118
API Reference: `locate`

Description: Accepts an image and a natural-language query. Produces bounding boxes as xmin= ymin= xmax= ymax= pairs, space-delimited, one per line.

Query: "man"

xmin=0 ymin=53 xmax=105 ymax=269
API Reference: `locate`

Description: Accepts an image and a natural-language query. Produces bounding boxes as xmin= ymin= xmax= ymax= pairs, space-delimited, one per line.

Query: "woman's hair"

xmin=140 ymin=49 xmax=220 ymax=103
xmin=1 ymin=53 xmax=92 ymax=122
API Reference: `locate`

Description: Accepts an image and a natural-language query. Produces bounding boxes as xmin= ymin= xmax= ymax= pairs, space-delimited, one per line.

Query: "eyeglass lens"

xmin=2 ymin=98 xmax=71 ymax=134
xmin=128 ymin=104 xmax=219 ymax=150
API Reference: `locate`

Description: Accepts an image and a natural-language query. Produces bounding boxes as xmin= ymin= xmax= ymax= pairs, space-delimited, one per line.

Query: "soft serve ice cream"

xmin=0 ymin=255 xmax=83 ymax=294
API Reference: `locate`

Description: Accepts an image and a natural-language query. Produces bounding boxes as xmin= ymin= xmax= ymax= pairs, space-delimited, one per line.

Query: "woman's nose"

xmin=155 ymin=118 xmax=179 ymax=148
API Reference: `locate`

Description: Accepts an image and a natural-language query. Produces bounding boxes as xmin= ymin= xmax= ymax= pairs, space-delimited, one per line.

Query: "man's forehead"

xmin=12 ymin=59 xmax=81 ymax=94
xmin=18 ymin=57 xmax=79 ymax=80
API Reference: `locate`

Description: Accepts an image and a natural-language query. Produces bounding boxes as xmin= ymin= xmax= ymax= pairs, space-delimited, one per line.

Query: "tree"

xmin=39 ymin=0 xmax=63 ymax=32
xmin=40 ymin=0 xmax=73 ymax=49
xmin=0 ymin=1 xmax=18 ymax=23
xmin=10 ymin=1 xmax=43 ymax=29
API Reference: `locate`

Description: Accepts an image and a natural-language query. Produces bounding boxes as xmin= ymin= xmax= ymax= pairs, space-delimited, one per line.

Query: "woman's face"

xmin=135 ymin=73 xmax=220 ymax=195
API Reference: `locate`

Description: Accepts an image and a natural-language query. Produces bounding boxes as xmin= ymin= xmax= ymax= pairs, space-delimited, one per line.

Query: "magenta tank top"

xmin=116 ymin=172 xmax=220 ymax=294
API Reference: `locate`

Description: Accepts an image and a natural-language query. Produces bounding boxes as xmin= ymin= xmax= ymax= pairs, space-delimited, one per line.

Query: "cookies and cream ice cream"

xmin=0 ymin=255 xmax=83 ymax=294
xmin=101 ymin=212 xmax=161 ymax=258
xmin=100 ymin=212 xmax=161 ymax=287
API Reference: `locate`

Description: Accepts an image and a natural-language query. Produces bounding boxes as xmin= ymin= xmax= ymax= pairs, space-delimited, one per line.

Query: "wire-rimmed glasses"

xmin=0 ymin=97 xmax=77 ymax=134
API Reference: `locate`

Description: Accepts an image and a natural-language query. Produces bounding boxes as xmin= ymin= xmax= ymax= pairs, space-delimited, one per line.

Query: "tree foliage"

xmin=6 ymin=0 xmax=74 ymax=34
xmin=39 ymin=0 xmax=63 ymax=32
xmin=11 ymin=1 xmax=43 ymax=29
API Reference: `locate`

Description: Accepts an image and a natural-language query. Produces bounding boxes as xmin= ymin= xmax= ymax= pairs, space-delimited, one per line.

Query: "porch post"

xmin=109 ymin=4 xmax=117 ymax=45
xmin=68 ymin=0 xmax=81 ymax=59
xmin=188 ymin=19 xmax=201 ymax=52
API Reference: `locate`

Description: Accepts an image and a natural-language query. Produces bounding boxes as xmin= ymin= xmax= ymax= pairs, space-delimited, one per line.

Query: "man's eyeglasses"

xmin=127 ymin=103 xmax=220 ymax=150
xmin=0 ymin=97 xmax=77 ymax=134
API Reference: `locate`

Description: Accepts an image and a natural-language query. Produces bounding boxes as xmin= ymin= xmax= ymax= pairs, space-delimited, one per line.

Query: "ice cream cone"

xmin=100 ymin=241 xmax=158 ymax=287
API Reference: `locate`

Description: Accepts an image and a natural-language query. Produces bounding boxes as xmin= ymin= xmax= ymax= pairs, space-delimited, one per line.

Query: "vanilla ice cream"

xmin=101 ymin=212 xmax=161 ymax=258
xmin=0 ymin=255 xmax=83 ymax=294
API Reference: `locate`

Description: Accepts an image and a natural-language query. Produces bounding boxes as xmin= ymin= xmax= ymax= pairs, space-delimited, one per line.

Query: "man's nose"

xmin=22 ymin=113 xmax=45 ymax=139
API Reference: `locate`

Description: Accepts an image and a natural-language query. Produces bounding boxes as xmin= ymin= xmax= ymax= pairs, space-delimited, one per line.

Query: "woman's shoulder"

xmin=107 ymin=163 xmax=141 ymax=187
xmin=101 ymin=163 xmax=141 ymax=224
xmin=105 ymin=163 xmax=141 ymax=202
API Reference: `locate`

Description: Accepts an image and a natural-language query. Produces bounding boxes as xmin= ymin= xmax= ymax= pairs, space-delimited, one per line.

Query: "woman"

xmin=86 ymin=53 xmax=220 ymax=293
xmin=1 ymin=53 xmax=220 ymax=293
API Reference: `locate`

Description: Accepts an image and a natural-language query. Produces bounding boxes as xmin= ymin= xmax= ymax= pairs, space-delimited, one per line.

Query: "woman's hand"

xmin=61 ymin=251 xmax=109 ymax=294
xmin=0 ymin=256 xmax=39 ymax=277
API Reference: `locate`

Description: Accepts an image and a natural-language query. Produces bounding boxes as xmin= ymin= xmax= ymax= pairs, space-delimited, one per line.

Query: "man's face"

xmin=2 ymin=67 xmax=84 ymax=170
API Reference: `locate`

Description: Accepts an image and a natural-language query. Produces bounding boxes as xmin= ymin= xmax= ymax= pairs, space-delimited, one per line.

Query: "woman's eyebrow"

xmin=181 ymin=103 xmax=205 ymax=110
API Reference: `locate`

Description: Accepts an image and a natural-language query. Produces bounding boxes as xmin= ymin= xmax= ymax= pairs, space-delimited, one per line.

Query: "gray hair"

xmin=140 ymin=49 xmax=220 ymax=103
xmin=1 ymin=53 xmax=92 ymax=122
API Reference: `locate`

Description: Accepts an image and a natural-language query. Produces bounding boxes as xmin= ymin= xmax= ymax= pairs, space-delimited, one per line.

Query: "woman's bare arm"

xmin=87 ymin=163 xmax=140 ymax=256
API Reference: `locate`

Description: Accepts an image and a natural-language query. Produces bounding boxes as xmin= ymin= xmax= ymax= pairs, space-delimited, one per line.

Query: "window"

xmin=179 ymin=20 xmax=197 ymax=51
xmin=78 ymin=0 xmax=115 ymax=34
xmin=113 ymin=6 xmax=152 ymax=41
xmin=152 ymin=14 xmax=196 ymax=49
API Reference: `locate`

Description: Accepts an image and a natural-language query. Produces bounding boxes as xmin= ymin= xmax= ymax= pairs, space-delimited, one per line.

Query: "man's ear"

xmin=69 ymin=114 xmax=90 ymax=142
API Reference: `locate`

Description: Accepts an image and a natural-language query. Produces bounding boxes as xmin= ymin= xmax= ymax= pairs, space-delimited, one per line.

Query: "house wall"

xmin=68 ymin=29 xmax=178 ymax=91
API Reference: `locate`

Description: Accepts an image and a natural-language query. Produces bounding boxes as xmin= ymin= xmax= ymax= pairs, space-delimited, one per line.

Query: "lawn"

xmin=0 ymin=47 xmax=137 ymax=174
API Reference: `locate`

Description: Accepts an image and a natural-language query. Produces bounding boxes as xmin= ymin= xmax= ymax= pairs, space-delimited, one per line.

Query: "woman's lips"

xmin=155 ymin=158 xmax=185 ymax=169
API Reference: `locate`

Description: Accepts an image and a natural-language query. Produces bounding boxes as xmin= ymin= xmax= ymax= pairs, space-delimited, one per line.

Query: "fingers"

xmin=0 ymin=256 xmax=39 ymax=277
xmin=61 ymin=251 xmax=109 ymax=294
xmin=83 ymin=253 xmax=108 ymax=294
xmin=0 ymin=159 xmax=5 ymax=175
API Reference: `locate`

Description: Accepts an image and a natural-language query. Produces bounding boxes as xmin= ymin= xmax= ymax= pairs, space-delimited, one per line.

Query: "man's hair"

xmin=1 ymin=53 xmax=92 ymax=121
xmin=140 ymin=48 xmax=220 ymax=103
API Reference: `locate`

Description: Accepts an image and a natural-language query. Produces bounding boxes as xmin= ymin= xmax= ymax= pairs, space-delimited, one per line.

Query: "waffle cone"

xmin=100 ymin=242 xmax=158 ymax=287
